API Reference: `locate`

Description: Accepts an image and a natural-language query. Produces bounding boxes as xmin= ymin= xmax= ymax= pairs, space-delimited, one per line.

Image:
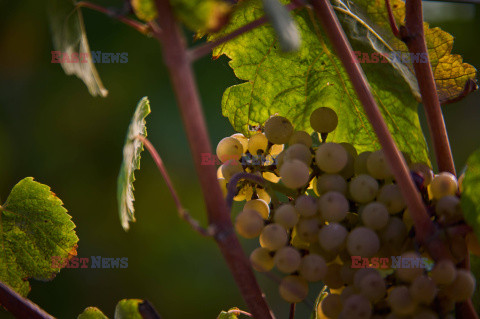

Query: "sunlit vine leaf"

xmin=461 ymin=148 xmax=480 ymax=240
xmin=48 ymin=0 xmax=108 ymax=97
xmin=117 ymin=97 xmax=151 ymax=231
xmin=0 ymin=177 xmax=78 ymax=296
xmin=78 ymin=299 xmax=144 ymax=319
xmin=131 ymin=0 xmax=158 ymax=22
xmin=335 ymin=0 xmax=477 ymax=103
xmin=211 ymin=0 xmax=430 ymax=163
xmin=173 ymin=0 xmax=232 ymax=32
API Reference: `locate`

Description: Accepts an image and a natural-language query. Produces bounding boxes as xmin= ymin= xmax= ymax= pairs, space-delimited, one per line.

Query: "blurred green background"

xmin=0 ymin=1 xmax=479 ymax=318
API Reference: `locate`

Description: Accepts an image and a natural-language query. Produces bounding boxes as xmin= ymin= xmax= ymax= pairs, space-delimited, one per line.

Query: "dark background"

xmin=0 ymin=1 xmax=479 ymax=318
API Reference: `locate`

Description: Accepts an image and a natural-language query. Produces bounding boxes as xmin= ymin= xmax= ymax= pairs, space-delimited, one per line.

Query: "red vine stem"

xmin=384 ymin=0 xmax=400 ymax=38
xmin=401 ymin=0 xmax=456 ymax=175
xmin=0 ymin=281 xmax=54 ymax=319
xmin=136 ymin=136 xmax=214 ymax=237
xmin=152 ymin=0 xmax=273 ymax=318
xmin=308 ymin=0 xmax=452 ymax=260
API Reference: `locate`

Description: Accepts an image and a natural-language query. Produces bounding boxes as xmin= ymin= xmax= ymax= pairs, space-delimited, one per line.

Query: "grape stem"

xmin=136 ymin=136 xmax=215 ymax=237
xmin=152 ymin=0 xmax=273 ymax=318
xmin=308 ymin=1 xmax=452 ymax=260
xmin=384 ymin=0 xmax=400 ymax=38
xmin=289 ymin=303 xmax=296 ymax=319
xmin=0 ymin=281 xmax=54 ymax=319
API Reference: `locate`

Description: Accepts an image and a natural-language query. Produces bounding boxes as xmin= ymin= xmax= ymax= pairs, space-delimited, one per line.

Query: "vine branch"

xmin=152 ymin=0 xmax=273 ymax=317
xmin=226 ymin=172 xmax=266 ymax=210
xmin=0 ymin=281 xmax=54 ymax=319
xmin=136 ymin=136 xmax=214 ymax=237
xmin=385 ymin=0 xmax=400 ymax=38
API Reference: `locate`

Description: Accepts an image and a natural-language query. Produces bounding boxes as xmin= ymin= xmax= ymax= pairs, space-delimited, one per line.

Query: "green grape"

xmin=309 ymin=242 xmax=337 ymax=262
xmin=410 ymin=162 xmax=434 ymax=186
xmin=284 ymin=143 xmax=312 ymax=165
xmin=295 ymin=195 xmax=318 ymax=217
xmin=387 ymin=286 xmax=417 ymax=316
xmin=299 ymin=253 xmax=327 ymax=282
xmin=260 ymin=223 xmax=288 ymax=250
xmin=310 ymin=107 xmax=338 ymax=133
xmin=231 ymin=133 xmax=249 ymax=154
xmin=340 ymin=152 xmax=355 ymax=179
xmin=321 ymin=294 xmax=343 ymax=318
xmin=361 ymin=202 xmax=389 ymax=230
xmin=318 ymin=191 xmax=349 ymax=222
xmin=250 ymin=247 xmax=274 ymax=272
xmin=381 ymin=217 xmax=407 ymax=248
xmin=217 ymin=166 xmax=224 ymax=179
xmin=340 ymin=142 xmax=358 ymax=158
xmin=339 ymin=263 xmax=356 ymax=286
xmin=279 ymin=275 xmax=309 ymax=303
xmin=429 ymin=172 xmax=458 ymax=200
xmin=289 ymin=130 xmax=313 ymax=147
xmin=220 ymin=159 xmax=243 ymax=181
xmin=318 ymin=222 xmax=347 ymax=251
xmin=274 ymin=203 xmax=299 ymax=228
xmin=324 ymin=263 xmax=344 ymax=289
xmin=264 ymin=116 xmax=294 ymax=144
xmin=347 ymin=227 xmax=380 ymax=258
xmin=275 ymin=150 xmax=285 ymax=169
xmin=402 ymin=208 xmax=414 ymax=229
xmin=247 ymin=132 xmax=268 ymax=155
xmin=315 ymin=143 xmax=348 ymax=173
xmin=377 ymin=184 xmax=406 ymax=214
xmin=353 ymin=268 xmax=379 ymax=289
xmin=395 ymin=251 xmax=424 ymax=283
xmin=409 ymin=275 xmax=436 ymax=305
xmin=354 ymin=151 xmax=372 ymax=175
xmin=435 ymin=195 xmax=463 ymax=224
xmin=274 ymin=246 xmax=302 ymax=273
xmin=216 ymin=137 xmax=244 ymax=162
xmin=339 ymin=294 xmax=372 ymax=319
xmin=445 ymin=269 xmax=476 ymax=302
xmin=218 ymin=177 xmax=227 ymax=197
xmin=279 ymin=159 xmax=310 ymax=189
xmin=359 ymin=272 xmax=386 ymax=302
xmin=430 ymin=259 xmax=456 ymax=285
xmin=234 ymin=210 xmax=264 ymax=239
xmin=349 ymin=175 xmax=379 ymax=204
xmin=296 ymin=218 xmax=320 ymax=243
xmin=412 ymin=309 xmax=439 ymax=319
xmin=340 ymin=285 xmax=356 ymax=301
xmin=366 ymin=150 xmax=393 ymax=180
xmin=315 ymin=174 xmax=347 ymax=195
xmin=244 ymin=199 xmax=270 ymax=219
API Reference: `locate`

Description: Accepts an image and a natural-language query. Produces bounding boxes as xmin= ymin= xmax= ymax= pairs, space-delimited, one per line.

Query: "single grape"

xmin=359 ymin=272 xmax=386 ymax=302
xmin=340 ymin=285 xmax=356 ymax=301
xmin=324 ymin=263 xmax=344 ymax=289
xmin=244 ymin=199 xmax=270 ymax=219
xmin=315 ymin=174 xmax=347 ymax=195
xmin=260 ymin=223 xmax=288 ymax=250
xmin=410 ymin=162 xmax=434 ymax=186
xmin=402 ymin=208 xmax=414 ymax=229
xmin=339 ymin=294 xmax=372 ymax=319
xmin=318 ymin=222 xmax=347 ymax=251
xmin=295 ymin=195 xmax=318 ymax=217
xmin=445 ymin=269 xmax=476 ymax=302
xmin=361 ymin=202 xmax=389 ymax=230
xmin=412 ymin=308 xmax=439 ymax=319
xmin=274 ymin=203 xmax=299 ymax=228
xmin=274 ymin=246 xmax=302 ymax=273
xmin=340 ymin=152 xmax=355 ymax=179
xmin=367 ymin=150 xmax=393 ymax=180
xmin=377 ymin=184 xmax=406 ymax=214
xmin=409 ymin=275 xmax=436 ymax=305
xmin=309 ymin=242 xmax=337 ymax=263
xmin=435 ymin=195 xmax=463 ymax=224
xmin=217 ymin=166 xmax=224 ymax=179
xmin=354 ymin=151 xmax=372 ymax=175
xmin=310 ymin=107 xmax=338 ymax=133
xmin=248 ymin=132 xmax=268 ymax=155
xmin=299 ymin=253 xmax=327 ymax=282
xmin=221 ymin=159 xmax=243 ymax=181
xmin=284 ymin=143 xmax=312 ymax=165
xmin=296 ymin=218 xmax=320 ymax=243
xmin=387 ymin=286 xmax=417 ymax=316
xmin=315 ymin=143 xmax=348 ymax=173
xmin=347 ymin=227 xmax=380 ymax=258
xmin=279 ymin=159 xmax=310 ymax=189
xmin=321 ymin=294 xmax=343 ymax=318
xmin=318 ymin=191 xmax=349 ymax=222
xmin=430 ymin=259 xmax=456 ymax=286
xmin=340 ymin=142 xmax=358 ymax=158
xmin=250 ymin=247 xmax=274 ymax=272
xmin=353 ymin=268 xmax=380 ymax=289
xmin=231 ymin=133 xmax=249 ymax=153
xmin=234 ymin=210 xmax=264 ymax=239
xmin=395 ymin=251 xmax=424 ymax=283
xmin=349 ymin=175 xmax=379 ymax=204
xmin=264 ymin=116 xmax=294 ymax=144
xmin=429 ymin=172 xmax=458 ymax=200
xmin=289 ymin=130 xmax=313 ymax=147
xmin=216 ymin=137 xmax=243 ymax=162
xmin=279 ymin=276 xmax=309 ymax=303
xmin=380 ymin=217 xmax=407 ymax=248
xmin=340 ymin=263 xmax=356 ymax=285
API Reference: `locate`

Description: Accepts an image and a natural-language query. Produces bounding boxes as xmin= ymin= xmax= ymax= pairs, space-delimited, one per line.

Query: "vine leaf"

xmin=335 ymin=0 xmax=477 ymax=103
xmin=131 ymin=0 xmax=158 ymax=22
xmin=117 ymin=97 xmax=151 ymax=231
xmin=0 ymin=177 xmax=78 ymax=297
xmin=78 ymin=299 xmax=144 ymax=319
xmin=461 ymin=148 xmax=480 ymax=240
xmin=173 ymin=0 xmax=232 ymax=32
xmin=48 ymin=0 xmax=108 ymax=97
xmin=211 ymin=0 xmax=430 ymax=163
xmin=262 ymin=0 xmax=301 ymax=52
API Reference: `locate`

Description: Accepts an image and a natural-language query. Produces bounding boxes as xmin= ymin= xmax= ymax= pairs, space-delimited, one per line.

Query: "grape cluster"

xmin=215 ymin=107 xmax=476 ymax=318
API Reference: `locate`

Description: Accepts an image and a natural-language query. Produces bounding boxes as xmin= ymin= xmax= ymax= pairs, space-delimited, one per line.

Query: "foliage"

xmin=461 ymin=148 xmax=480 ymax=238
xmin=78 ymin=299 xmax=144 ymax=319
